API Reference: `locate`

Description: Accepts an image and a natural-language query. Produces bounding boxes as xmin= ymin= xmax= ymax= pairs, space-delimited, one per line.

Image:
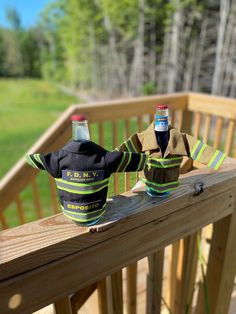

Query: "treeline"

xmin=0 ymin=0 xmax=236 ymax=98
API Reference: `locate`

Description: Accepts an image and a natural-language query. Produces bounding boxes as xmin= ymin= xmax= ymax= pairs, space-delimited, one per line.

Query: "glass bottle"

xmin=71 ymin=115 xmax=90 ymax=141
xmin=70 ymin=115 xmax=101 ymax=226
xmin=146 ymin=104 xmax=170 ymax=197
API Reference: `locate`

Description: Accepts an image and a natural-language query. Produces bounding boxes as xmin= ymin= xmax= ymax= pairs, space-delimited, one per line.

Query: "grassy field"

xmin=0 ymin=79 xmax=78 ymax=227
xmin=0 ymin=78 xmax=77 ymax=178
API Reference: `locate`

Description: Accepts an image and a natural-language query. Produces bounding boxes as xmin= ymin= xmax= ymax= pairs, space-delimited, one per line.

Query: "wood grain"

xmin=188 ymin=92 xmax=236 ymax=119
xmin=0 ymin=186 xmax=234 ymax=314
xmin=111 ymin=270 xmax=123 ymax=314
xmin=1 ymin=163 xmax=236 ymax=282
xmin=54 ymin=296 xmax=72 ymax=314
xmin=146 ymin=250 xmax=164 ymax=314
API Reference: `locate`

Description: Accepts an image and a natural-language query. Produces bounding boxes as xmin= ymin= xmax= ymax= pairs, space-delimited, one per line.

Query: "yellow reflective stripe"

xmin=151 ymin=157 xmax=183 ymax=162
xmin=207 ymin=150 xmax=219 ymax=168
xmin=142 ymin=178 xmax=179 ymax=187
xmin=117 ymin=152 xmax=127 ymax=172
xmin=138 ymin=154 xmax=146 ymax=170
xmin=146 ymin=186 xmax=177 ymax=193
xmin=147 ymin=162 xmax=181 ymax=169
xmin=63 ymin=203 xmax=106 ymax=216
xmin=214 ymin=153 xmax=226 ymax=170
xmin=56 ymin=177 xmax=109 ymax=187
xmin=124 ymin=141 xmax=130 ymax=151
xmin=26 ymin=154 xmax=38 ymax=169
xmin=191 ymin=140 xmax=201 ymax=158
xmin=195 ymin=143 xmax=207 ymax=161
xmin=34 ymin=154 xmax=45 ymax=168
xmin=123 ymin=152 xmax=132 ymax=171
xmin=63 ymin=209 xmax=105 ymax=222
xmin=56 ymin=184 xmax=108 ymax=195
xmin=129 ymin=139 xmax=138 ymax=153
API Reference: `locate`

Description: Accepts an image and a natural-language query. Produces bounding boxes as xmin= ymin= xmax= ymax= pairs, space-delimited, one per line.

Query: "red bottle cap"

xmin=156 ymin=104 xmax=168 ymax=110
xmin=71 ymin=115 xmax=87 ymax=121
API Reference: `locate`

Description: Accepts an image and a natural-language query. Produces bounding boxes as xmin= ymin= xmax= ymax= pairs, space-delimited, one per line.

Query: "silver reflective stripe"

xmin=145 ymin=180 xmax=179 ymax=192
xmin=208 ymin=151 xmax=225 ymax=169
xmin=191 ymin=141 xmax=205 ymax=160
xmin=56 ymin=179 xmax=108 ymax=192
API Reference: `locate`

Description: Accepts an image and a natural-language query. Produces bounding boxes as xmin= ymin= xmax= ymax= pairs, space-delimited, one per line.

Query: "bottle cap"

xmin=71 ymin=115 xmax=87 ymax=121
xmin=156 ymin=104 xmax=168 ymax=110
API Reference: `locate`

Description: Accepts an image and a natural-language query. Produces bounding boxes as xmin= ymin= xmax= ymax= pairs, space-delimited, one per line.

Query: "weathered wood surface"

xmin=0 ymin=161 xmax=236 ymax=313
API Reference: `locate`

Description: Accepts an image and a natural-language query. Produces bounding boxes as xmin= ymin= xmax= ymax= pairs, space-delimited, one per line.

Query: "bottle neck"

xmin=72 ymin=121 xmax=90 ymax=141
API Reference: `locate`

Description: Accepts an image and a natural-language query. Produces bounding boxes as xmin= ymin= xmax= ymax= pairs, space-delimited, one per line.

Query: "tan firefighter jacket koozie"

xmin=115 ymin=123 xmax=226 ymax=194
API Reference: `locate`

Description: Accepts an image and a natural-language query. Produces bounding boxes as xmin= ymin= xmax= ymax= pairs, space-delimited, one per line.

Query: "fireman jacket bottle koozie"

xmin=115 ymin=122 xmax=226 ymax=195
xmin=26 ymin=140 xmax=147 ymax=225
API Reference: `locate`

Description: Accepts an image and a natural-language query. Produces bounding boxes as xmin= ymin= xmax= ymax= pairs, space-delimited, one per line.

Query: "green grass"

xmin=0 ymin=78 xmax=77 ymax=178
xmin=0 ymin=78 xmax=78 ymax=227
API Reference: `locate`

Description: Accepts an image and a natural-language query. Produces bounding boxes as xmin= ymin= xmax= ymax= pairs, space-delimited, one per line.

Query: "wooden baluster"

xmin=146 ymin=250 xmax=165 ymax=314
xmin=169 ymin=241 xmax=180 ymax=309
xmin=136 ymin=116 xmax=143 ymax=182
xmin=148 ymin=114 xmax=153 ymax=125
xmin=170 ymin=110 xmax=176 ymax=127
xmin=203 ymin=114 xmax=211 ymax=143
xmin=196 ymin=205 xmax=236 ymax=314
xmin=213 ymin=117 xmax=223 ymax=149
xmin=31 ymin=177 xmax=43 ymax=219
xmin=0 ymin=211 xmax=8 ymax=230
xmin=127 ymin=262 xmax=137 ymax=314
xmin=124 ymin=119 xmax=131 ymax=192
xmin=178 ymin=110 xmax=183 ymax=131
xmin=137 ymin=116 xmax=143 ymax=133
xmin=15 ymin=195 xmax=25 ymax=225
xmin=70 ymin=283 xmax=97 ymax=314
xmin=98 ymin=278 xmax=109 ymax=314
xmin=48 ymin=175 xmax=59 ymax=214
xmin=194 ymin=112 xmax=201 ymax=138
xmin=99 ymin=122 xmax=104 ymax=147
xmin=225 ymin=120 xmax=235 ymax=156
xmin=112 ymin=120 xmax=119 ymax=195
xmin=111 ymin=270 xmax=123 ymax=314
xmin=172 ymin=234 xmax=199 ymax=314
xmin=54 ymin=296 xmax=72 ymax=314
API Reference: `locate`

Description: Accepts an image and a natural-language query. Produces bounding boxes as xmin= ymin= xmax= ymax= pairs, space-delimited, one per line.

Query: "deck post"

xmin=196 ymin=189 xmax=236 ymax=314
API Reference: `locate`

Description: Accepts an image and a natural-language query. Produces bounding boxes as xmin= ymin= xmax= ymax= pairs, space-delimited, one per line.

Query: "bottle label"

xmin=155 ymin=115 xmax=168 ymax=131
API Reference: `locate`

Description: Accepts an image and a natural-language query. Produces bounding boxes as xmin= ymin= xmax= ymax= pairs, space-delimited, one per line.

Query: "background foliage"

xmin=0 ymin=0 xmax=235 ymax=97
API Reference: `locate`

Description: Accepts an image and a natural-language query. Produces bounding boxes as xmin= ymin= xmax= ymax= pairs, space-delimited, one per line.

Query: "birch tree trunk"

xmin=211 ymin=0 xmax=230 ymax=94
xmin=167 ymin=1 xmax=182 ymax=93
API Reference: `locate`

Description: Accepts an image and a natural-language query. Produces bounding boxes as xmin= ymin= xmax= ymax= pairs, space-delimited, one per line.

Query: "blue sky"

xmin=0 ymin=0 xmax=52 ymax=28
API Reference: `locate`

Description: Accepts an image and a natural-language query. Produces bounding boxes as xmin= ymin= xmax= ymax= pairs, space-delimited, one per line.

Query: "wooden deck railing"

xmin=1 ymin=92 xmax=236 ymax=314
xmin=1 ymin=160 xmax=236 ymax=314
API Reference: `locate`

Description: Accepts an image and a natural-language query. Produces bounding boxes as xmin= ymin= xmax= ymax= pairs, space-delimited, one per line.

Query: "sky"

xmin=0 ymin=0 xmax=52 ymax=28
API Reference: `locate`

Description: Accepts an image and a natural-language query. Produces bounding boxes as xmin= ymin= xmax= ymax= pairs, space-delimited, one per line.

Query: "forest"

xmin=0 ymin=0 xmax=235 ymax=98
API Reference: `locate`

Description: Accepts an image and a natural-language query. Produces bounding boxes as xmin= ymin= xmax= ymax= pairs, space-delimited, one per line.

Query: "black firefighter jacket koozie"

xmin=26 ymin=140 xmax=147 ymax=224
xmin=115 ymin=123 xmax=226 ymax=194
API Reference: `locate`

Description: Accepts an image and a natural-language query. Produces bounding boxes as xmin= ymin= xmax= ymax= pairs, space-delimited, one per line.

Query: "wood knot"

xmin=193 ymin=182 xmax=205 ymax=196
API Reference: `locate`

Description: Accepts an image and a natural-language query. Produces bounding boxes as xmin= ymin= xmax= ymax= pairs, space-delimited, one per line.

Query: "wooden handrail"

xmin=188 ymin=92 xmax=236 ymax=118
xmin=0 ymin=160 xmax=236 ymax=313
xmin=0 ymin=92 xmax=187 ymax=212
